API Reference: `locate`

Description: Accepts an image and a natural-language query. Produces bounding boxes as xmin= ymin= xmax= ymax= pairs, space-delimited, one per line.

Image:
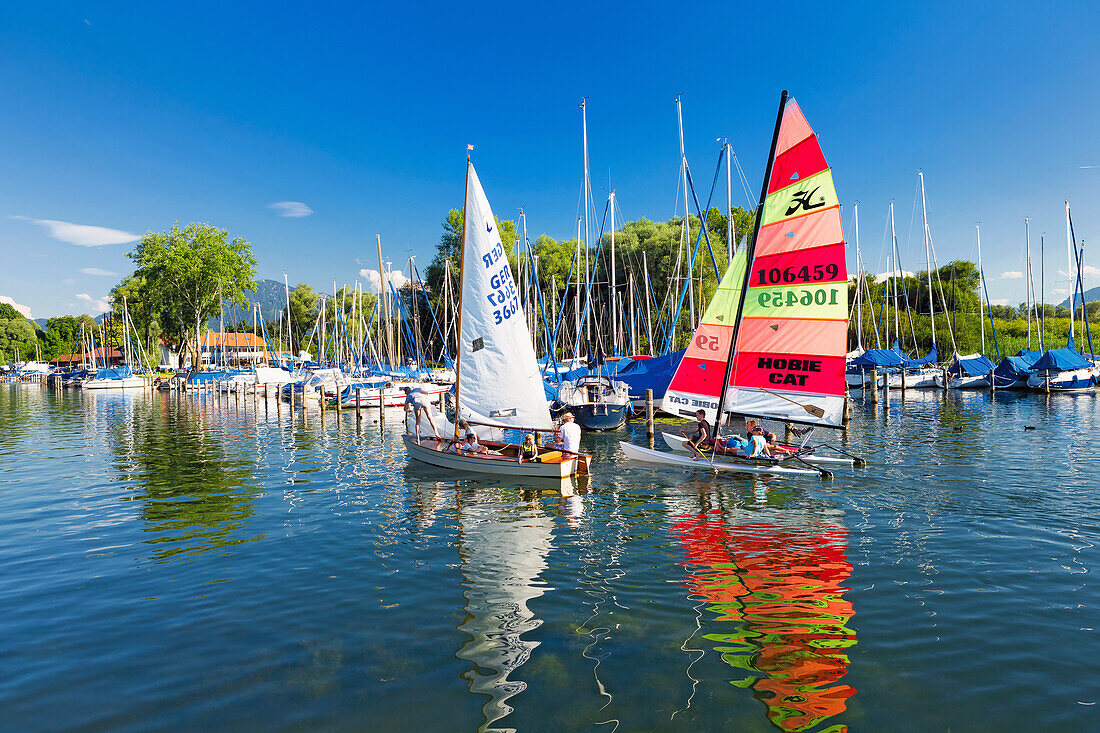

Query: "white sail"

xmin=458 ymin=163 xmax=555 ymax=431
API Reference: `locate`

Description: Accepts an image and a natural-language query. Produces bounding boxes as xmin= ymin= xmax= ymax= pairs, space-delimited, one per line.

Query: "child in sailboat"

xmin=519 ymin=433 xmax=539 ymax=463
xmin=681 ymin=409 xmax=711 ymax=459
xmin=457 ymin=432 xmax=488 ymax=454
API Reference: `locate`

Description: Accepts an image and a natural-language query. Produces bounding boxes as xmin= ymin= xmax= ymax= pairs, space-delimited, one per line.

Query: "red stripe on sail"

xmin=746 ymin=243 xmax=847 ymax=289
xmin=670 ymin=355 xmax=728 ymax=397
xmin=730 ymin=352 xmax=846 ymax=395
xmin=756 ymin=206 xmax=842 ymax=258
xmin=768 ymin=136 xmax=828 ymax=195
xmin=736 ymin=318 xmax=848 ymax=357
xmin=682 ymin=322 xmax=734 ymax=362
xmin=774 ymin=99 xmax=814 ymax=157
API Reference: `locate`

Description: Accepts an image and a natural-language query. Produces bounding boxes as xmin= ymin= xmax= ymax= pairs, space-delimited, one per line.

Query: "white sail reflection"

xmin=456 ymin=498 xmax=555 ymax=732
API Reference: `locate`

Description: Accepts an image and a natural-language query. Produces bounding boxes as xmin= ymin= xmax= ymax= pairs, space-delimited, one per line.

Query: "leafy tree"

xmin=0 ymin=316 xmax=38 ymax=361
xmin=0 ymin=303 xmax=23 ymax=321
xmin=128 ymin=222 xmax=257 ymax=369
xmin=287 ymin=283 xmax=319 ymax=347
xmin=424 ymin=208 xmax=517 ymax=295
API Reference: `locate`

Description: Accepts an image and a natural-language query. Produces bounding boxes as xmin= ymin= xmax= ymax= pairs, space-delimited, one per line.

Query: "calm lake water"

xmin=1 ymin=384 xmax=1096 ymax=731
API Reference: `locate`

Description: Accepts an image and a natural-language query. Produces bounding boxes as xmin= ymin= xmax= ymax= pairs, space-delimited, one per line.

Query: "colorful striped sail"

xmin=661 ymin=97 xmax=848 ymax=427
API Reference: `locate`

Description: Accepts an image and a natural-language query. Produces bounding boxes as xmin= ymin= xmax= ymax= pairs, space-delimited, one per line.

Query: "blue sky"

xmin=2 ymin=1 xmax=1098 ymax=320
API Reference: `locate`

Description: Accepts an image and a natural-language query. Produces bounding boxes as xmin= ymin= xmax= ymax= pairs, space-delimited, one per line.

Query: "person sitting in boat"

xmin=714 ymin=434 xmax=751 ymax=457
xmin=457 ymin=431 xmax=488 ymax=454
xmin=765 ymin=431 xmax=795 ymax=456
xmin=551 ymin=412 xmax=582 ymax=454
xmin=748 ymin=426 xmax=769 ymax=458
xmin=681 ymin=409 xmax=711 ymax=460
xmin=519 ymin=433 xmax=539 ymax=463
xmin=403 ymin=386 xmax=441 ymax=443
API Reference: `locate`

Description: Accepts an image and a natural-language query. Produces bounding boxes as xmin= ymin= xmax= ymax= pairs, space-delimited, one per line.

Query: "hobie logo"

xmin=785 ymin=186 xmax=826 ymax=216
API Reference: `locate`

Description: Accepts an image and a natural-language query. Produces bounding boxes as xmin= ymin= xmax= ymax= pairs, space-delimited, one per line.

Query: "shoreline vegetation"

xmin=3 ymin=212 xmax=1097 ymax=368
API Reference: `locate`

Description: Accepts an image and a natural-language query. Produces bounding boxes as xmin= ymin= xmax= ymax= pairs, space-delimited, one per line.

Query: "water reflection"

xmin=671 ymin=491 xmax=857 ymax=732
xmin=455 ymin=489 xmax=555 ymax=732
xmin=108 ymin=395 xmax=264 ymax=561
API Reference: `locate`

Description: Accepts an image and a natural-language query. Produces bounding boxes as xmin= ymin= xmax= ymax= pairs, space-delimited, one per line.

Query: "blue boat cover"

xmin=1031 ymin=347 xmax=1091 ymax=372
xmin=849 ymin=348 xmax=906 ymax=368
xmin=612 ymin=349 xmax=685 ymax=400
xmin=948 ymin=353 xmax=996 ymax=377
xmin=95 ymin=366 xmax=134 ymax=380
xmin=902 ymin=345 xmax=938 ymax=368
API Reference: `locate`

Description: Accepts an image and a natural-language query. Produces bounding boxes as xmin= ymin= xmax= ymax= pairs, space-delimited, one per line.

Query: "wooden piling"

xmin=842 ymin=391 xmax=851 ymax=426
xmin=989 ymin=369 xmax=996 ymax=394
xmin=379 ymin=389 xmax=385 ymax=423
xmin=942 ymin=367 xmax=949 ymax=392
xmin=870 ymin=370 xmax=878 ymax=403
xmin=355 ymin=387 xmax=362 ymax=423
xmin=645 ymin=389 xmax=654 ymax=440
xmin=320 ymin=389 xmax=325 ymax=427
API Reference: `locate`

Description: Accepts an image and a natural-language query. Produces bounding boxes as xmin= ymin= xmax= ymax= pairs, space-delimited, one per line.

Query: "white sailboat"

xmin=404 ymin=157 xmax=591 ymax=477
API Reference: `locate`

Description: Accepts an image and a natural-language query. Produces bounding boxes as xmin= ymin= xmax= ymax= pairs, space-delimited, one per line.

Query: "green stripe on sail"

xmin=762 ymin=169 xmax=837 ymax=227
xmin=699 ymin=253 xmax=747 ymax=327
xmin=743 ymin=281 xmax=847 ymax=320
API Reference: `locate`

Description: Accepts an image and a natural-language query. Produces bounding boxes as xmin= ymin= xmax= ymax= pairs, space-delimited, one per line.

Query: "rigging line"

xmin=731 ymin=150 xmax=756 ymax=208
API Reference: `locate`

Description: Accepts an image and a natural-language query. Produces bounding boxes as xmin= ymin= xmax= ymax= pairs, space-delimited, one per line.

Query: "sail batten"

xmin=661 ymin=96 xmax=849 ymax=427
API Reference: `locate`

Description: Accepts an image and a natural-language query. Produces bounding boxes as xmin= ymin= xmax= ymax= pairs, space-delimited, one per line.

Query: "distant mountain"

xmin=1059 ymin=286 xmax=1100 ymax=308
xmin=33 ymin=318 xmax=49 ymax=329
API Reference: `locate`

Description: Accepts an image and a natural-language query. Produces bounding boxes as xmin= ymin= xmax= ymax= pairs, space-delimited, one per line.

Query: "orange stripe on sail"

xmin=756 ymin=206 xmax=843 ymax=258
xmin=774 ymin=98 xmax=814 ymax=157
xmin=736 ymin=318 xmax=848 ymax=357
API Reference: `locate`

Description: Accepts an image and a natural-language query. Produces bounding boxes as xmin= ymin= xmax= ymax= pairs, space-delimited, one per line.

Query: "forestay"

xmin=456 ymin=163 xmax=555 ymax=431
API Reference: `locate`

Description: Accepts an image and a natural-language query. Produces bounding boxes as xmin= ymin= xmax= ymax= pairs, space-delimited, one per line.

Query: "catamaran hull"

xmin=403 ymin=435 xmax=585 ymax=478
xmin=82 ymin=377 xmax=146 ymax=390
xmin=619 ymin=441 xmax=820 ymax=476
xmin=946 ymin=375 xmax=991 ymax=389
xmin=658 ymin=431 xmax=855 ymax=465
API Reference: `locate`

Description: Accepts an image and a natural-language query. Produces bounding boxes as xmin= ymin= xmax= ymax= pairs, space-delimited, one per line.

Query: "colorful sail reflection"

xmin=662 ymin=97 xmax=848 ymax=426
xmin=672 ymin=510 xmax=857 ymax=732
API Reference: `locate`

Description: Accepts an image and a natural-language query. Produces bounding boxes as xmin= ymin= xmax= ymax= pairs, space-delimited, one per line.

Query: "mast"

xmin=854 ymin=203 xmax=862 ymax=351
xmin=642 ymin=251 xmax=653 ymax=355
xmin=977 ymin=225 xmax=986 ymax=355
xmin=283 ymin=273 xmax=292 ymax=362
xmin=919 ymin=172 xmax=936 ymax=350
xmin=711 ymin=90 xmax=787 ymax=437
xmin=574 ymin=217 xmax=582 ymax=361
xmin=609 ymin=189 xmax=618 ymax=355
xmin=676 ymin=95 xmax=694 ymax=331
xmin=890 ymin=204 xmax=900 ymax=348
xmin=1025 ymin=218 xmax=1032 ymax=350
xmin=376 ymin=234 xmax=392 ymax=367
xmin=452 ymin=153 xmax=472 ymax=440
xmin=725 ymin=139 xmax=734 ymax=265
xmin=1041 ymin=235 xmax=1046 ymax=351
xmin=1066 ymin=201 xmax=1075 ymax=345
xmin=581 ymin=98 xmax=592 ymax=352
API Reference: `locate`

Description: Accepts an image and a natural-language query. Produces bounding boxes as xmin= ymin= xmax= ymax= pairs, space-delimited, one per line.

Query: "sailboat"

xmin=404 ymin=157 xmax=592 ymax=477
xmin=621 ymin=91 xmax=855 ymax=476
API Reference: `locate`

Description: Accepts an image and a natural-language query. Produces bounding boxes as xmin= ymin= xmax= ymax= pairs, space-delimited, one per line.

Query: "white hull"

xmin=659 ymin=432 xmax=855 ymax=465
xmin=1027 ymin=367 xmax=1098 ymax=391
xmin=947 ymin=374 xmax=991 ymax=389
xmin=338 ymin=383 xmax=448 ymax=408
xmin=403 ymin=435 xmax=585 ymax=478
xmin=82 ymin=377 xmax=146 ymax=390
xmin=619 ymin=441 xmax=820 ymax=476
xmin=883 ymin=369 xmax=940 ymax=388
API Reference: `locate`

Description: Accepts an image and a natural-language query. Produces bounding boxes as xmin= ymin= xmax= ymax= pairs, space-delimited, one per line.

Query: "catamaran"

xmin=621 ymin=91 xmax=857 ymax=477
xmin=404 ymin=157 xmax=592 ymax=478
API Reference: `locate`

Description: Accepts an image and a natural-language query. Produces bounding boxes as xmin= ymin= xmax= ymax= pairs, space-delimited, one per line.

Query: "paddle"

xmin=760 ymin=388 xmax=826 ymax=419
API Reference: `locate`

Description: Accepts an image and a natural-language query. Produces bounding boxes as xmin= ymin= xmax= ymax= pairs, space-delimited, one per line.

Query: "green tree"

xmin=424 ymin=208 xmax=517 ymax=295
xmin=287 ymin=283 xmax=319 ymax=349
xmin=128 ymin=222 xmax=257 ymax=369
xmin=0 ymin=316 xmax=38 ymax=362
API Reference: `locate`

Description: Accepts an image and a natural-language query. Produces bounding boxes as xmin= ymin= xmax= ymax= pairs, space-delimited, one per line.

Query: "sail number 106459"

xmin=757 ymin=288 xmax=839 ymax=308
xmin=754 ymin=263 xmax=838 ymax=285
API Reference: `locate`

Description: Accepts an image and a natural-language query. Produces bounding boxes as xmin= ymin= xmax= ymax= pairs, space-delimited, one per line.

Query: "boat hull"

xmin=403 ymin=435 xmax=587 ymax=478
xmin=82 ymin=377 xmax=146 ymax=390
xmin=571 ymin=402 xmax=628 ymax=430
xmin=619 ymin=441 xmax=820 ymax=476
xmin=658 ymin=431 xmax=854 ymax=465
xmin=1026 ymin=368 xmax=1098 ymax=392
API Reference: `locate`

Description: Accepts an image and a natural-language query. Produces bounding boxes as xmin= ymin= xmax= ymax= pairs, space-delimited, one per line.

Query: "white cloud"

xmin=75 ymin=293 xmax=111 ymax=312
xmin=62 ymin=278 xmax=75 ymax=285
xmin=1084 ymin=264 xmax=1100 ymax=277
xmin=989 ymin=298 xmax=1010 ymax=306
xmin=268 ymin=201 xmax=313 ymax=218
xmin=80 ymin=267 xmax=118 ymax=277
xmin=359 ymin=268 xmax=409 ymax=293
xmin=1000 ymin=271 xmax=1023 ymax=280
xmin=1050 ymin=288 xmax=1069 ymax=296
xmin=875 ymin=269 xmax=913 ymax=279
xmin=11 ymin=216 xmax=139 ymax=246
xmin=0 ymin=295 xmax=32 ymax=318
